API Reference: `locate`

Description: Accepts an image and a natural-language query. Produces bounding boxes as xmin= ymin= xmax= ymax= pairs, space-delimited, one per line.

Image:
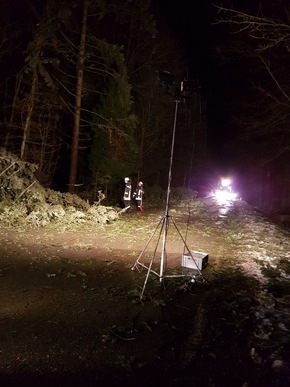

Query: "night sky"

xmin=155 ymin=0 xmax=235 ymax=169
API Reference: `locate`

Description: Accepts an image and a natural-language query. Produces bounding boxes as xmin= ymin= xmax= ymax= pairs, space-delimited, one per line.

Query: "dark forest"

xmin=0 ymin=0 xmax=289 ymax=212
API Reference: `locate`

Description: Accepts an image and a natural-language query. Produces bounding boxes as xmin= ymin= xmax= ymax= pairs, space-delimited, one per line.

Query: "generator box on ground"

xmin=181 ymin=250 xmax=208 ymax=270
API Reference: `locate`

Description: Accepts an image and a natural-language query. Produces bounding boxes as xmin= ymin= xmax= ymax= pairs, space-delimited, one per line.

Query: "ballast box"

xmin=181 ymin=251 xmax=208 ymax=270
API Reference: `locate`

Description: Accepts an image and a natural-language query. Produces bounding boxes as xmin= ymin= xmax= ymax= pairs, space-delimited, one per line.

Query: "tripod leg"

xmin=140 ymin=253 xmax=155 ymax=299
xmin=159 ymin=215 xmax=170 ymax=282
xmin=131 ymin=215 xmax=164 ymax=270
xmin=139 ymin=216 xmax=167 ymax=298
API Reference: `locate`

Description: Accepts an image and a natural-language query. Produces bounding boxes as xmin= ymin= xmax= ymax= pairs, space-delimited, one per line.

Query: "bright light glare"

xmin=214 ymin=189 xmax=237 ymax=202
xmin=221 ymin=178 xmax=231 ymax=187
xmin=210 ymin=176 xmax=239 ymax=203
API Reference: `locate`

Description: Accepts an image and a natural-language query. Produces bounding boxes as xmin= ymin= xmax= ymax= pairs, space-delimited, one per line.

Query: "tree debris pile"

xmin=0 ymin=149 xmax=118 ymax=229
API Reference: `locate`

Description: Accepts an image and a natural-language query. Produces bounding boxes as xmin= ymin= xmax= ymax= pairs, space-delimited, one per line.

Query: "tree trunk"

xmin=21 ymin=68 xmax=38 ymax=160
xmin=5 ymin=73 xmax=23 ymax=153
xmin=69 ymin=0 xmax=88 ymax=194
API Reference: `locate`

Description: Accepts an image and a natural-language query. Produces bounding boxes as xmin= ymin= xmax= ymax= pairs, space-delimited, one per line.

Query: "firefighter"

xmin=133 ymin=181 xmax=144 ymax=212
xmin=123 ymin=177 xmax=132 ymax=212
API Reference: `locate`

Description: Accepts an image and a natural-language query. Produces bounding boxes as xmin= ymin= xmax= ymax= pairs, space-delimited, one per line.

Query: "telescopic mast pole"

xmin=159 ymin=98 xmax=180 ymax=281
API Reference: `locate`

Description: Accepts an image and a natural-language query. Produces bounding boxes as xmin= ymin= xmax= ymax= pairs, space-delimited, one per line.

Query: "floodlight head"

xmin=179 ymin=79 xmax=199 ymax=99
xmin=181 ymin=80 xmax=195 ymax=92
xmin=158 ymin=71 xmax=176 ymax=95
xmin=158 ymin=71 xmax=175 ymax=86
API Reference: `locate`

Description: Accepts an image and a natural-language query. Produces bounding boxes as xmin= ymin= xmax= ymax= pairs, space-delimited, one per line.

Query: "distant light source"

xmin=214 ymin=177 xmax=238 ymax=203
xmin=215 ymin=189 xmax=237 ymax=202
xmin=221 ymin=178 xmax=231 ymax=187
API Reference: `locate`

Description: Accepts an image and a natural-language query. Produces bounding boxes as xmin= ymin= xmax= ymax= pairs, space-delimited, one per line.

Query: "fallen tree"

xmin=0 ymin=148 xmax=119 ymax=229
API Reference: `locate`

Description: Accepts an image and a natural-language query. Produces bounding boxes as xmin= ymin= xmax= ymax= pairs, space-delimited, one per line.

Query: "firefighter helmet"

xmin=124 ymin=177 xmax=130 ymax=183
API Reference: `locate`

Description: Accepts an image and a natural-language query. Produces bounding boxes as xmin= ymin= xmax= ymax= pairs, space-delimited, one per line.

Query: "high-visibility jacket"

xmin=134 ymin=186 xmax=144 ymax=201
xmin=123 ymin=183 xmax=132 ymax=200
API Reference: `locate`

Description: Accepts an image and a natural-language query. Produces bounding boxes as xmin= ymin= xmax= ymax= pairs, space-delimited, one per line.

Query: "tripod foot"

xmin=131 ymin=264 xmax=139 ymax=271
